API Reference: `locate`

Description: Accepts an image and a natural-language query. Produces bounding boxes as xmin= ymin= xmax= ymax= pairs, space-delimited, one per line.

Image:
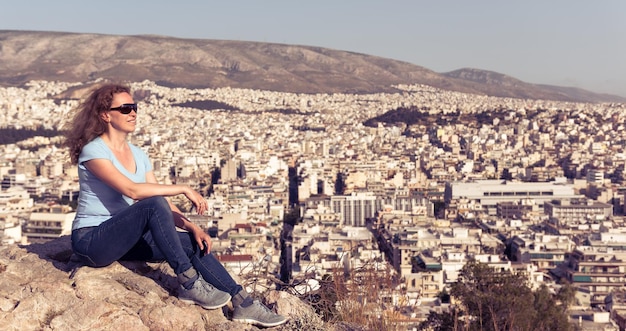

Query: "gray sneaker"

xmin=178 ymin=275 xmax=231 ymax=310
xmin=232 ymin=299 xmax=288 ymax=327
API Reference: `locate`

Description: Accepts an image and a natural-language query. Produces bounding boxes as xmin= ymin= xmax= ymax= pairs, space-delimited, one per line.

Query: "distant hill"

xmin=441 ymin=68 xmax=624 ymax=104
xmin=0 ymin=30 xmax=623 ymax=103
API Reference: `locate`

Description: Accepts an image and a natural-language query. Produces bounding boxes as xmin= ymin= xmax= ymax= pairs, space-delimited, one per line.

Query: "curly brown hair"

xmin=64 ymin=84 xmax=131 ymax=164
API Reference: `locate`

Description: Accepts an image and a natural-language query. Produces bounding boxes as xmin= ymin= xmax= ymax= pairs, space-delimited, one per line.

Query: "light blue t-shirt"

xmin=72 ymin=137 xmax=152 ymax=230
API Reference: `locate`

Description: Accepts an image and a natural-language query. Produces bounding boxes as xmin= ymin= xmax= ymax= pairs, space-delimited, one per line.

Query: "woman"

xmin=64 ymin=83 xmax=287 ymax=327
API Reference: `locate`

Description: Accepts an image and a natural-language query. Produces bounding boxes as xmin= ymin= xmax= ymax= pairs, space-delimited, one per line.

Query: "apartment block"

xmin=544 ymin=198 xmax=613 ymax=224
xmin=553 ymin=247 xmax=626 ymax=306
xmin=445 ymin=179 xmax=581 ymax=217
xmin=23 ymin=205 xmax=75 ymax=242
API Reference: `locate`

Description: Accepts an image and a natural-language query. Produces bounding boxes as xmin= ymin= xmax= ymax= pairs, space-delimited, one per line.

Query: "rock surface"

xmin=0 ymin=236 xmax=326 ymax=331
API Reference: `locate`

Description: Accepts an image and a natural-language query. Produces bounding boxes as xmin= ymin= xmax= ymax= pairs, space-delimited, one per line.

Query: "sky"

xmin=2 ymin=1 xmax=625 ymax=98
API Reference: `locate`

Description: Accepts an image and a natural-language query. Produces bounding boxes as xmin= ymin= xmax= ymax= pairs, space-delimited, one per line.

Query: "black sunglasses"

xmin=109 ymin=103 xmax=137 ymax=114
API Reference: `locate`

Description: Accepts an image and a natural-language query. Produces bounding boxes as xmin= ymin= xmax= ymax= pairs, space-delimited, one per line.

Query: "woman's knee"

xmin=141 ymin=196 xmax=170 ymax=211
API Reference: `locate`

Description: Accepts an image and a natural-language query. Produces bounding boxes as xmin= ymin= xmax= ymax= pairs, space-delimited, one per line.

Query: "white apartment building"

xmin=23 ymin=205 xmax=75 ymax=242
xmin=1 ymin=173 xmax=27 ymax=189
xmin=553 ymin=246 xmax=626 ymax=307
xmin=508 ymin=233 xmax=574 ymax=271
xmin=0 ymin=214 xmax=22 ymax=244
xmin=326 ymin=192 xmax=378 ymax=227
xmin=445 ymin=179 xmax=581 ymax=217
xmin=328 ymin=191 xmax=432 ymax=227
xmin=0 ymin=186 xmax=33 ymax=212
xmin=544 ymin=198 xmax=613 ymax=225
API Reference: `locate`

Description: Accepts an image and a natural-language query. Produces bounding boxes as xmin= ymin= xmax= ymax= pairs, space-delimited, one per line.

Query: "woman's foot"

xmin=232 ymin=299 xmax=288 ymax=327
xmin=178 ymin=275 xmax=231 ymax=310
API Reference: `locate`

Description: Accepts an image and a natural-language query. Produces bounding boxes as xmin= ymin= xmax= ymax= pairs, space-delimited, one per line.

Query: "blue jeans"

xmin=71 ymin=196 xmax=243 ymax=296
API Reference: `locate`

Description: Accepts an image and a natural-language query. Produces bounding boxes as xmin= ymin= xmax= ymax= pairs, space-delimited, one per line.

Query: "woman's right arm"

xmin=84 ymin=158 xmax=192 ymax=201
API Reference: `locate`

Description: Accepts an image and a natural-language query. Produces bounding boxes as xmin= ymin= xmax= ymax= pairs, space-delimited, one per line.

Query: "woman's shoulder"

xmin=82 ymin=137 xmax=108 ymax=154
xmin=79 ymin=137 xmax=110 ymax=163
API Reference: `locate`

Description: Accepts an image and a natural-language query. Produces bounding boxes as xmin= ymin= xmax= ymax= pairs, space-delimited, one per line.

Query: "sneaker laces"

xmin=253 ymin=300 xmax=275 ymax=316
xmin=199 ymin=280 xmax=223 ymax=296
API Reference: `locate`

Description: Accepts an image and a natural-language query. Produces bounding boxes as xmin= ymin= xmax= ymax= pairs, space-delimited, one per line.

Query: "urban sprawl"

xmin=2 ymin=80 xmax=626 ymax=329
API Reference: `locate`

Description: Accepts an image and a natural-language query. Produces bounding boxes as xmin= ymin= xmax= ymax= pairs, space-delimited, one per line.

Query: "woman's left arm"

xmin=145 ymin=171 xmax=213 ymax=253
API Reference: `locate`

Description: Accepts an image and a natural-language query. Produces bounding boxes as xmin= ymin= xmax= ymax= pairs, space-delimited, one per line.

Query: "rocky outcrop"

xmin=0 ymin=236 xmax=326 ymax=331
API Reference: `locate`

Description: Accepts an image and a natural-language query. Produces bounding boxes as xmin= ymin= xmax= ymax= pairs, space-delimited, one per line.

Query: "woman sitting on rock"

xmin=64 ymin=83 xmax=287 ymax=328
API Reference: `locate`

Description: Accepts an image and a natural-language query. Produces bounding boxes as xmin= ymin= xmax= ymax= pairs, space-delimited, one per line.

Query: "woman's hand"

xmin=183 ymin=186 xmax=208 ymax=215
xmin=170 ymin=210 xmax=212 ymax=253
xmin=191 ymin=225 xmax=213 ymax=254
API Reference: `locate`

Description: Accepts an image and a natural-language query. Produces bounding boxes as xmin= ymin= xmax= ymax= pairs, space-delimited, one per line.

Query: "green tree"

xmin=420 ymin=261 xmax=574 ymax=331
xmin=420 ymin=309 xmax=458 ymax=331
xmin=531 ymin=285 xmax=571 ymax=331
xmin=452 ymin=261 xmax=536 ymax=330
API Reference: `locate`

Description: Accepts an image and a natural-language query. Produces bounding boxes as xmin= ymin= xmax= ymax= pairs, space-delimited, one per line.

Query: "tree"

xmin=419 ymin=309 xmax=458 ymax=331
xmin=334 ymin=171 xmax=345 ymax=195
xmin=420 ymin=261 xmax=574 ymax=331
xmin=501 ymin=168 xmax=513 ymax=181
xmin=556 ymin=279 xmax=576 ymax=309
xmin=531 ymin=285 xmax=572 ymax=331
xmin=452 ymin=261 xmax=536 ymax=330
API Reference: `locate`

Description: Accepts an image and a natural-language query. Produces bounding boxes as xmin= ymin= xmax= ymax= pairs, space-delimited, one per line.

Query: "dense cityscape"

xmin=1 ymin=79 xmax=626 ymax=330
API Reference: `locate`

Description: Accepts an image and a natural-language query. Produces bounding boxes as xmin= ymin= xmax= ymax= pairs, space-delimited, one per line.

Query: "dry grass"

xmin=279 ymin=260 xmax=409 ymax=331
xmin=228 ymin=251 xmax=412 ymax=330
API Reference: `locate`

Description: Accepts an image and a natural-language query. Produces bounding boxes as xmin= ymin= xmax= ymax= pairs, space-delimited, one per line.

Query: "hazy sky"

xmin=2 ymin=1 xmax=625 ymax=97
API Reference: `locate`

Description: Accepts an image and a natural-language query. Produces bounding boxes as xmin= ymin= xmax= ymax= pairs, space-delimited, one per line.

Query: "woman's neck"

xmin=100 ymin=131 xmax=128 ymax=151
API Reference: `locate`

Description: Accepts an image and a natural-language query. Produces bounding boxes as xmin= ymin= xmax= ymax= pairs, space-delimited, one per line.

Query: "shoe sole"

xmin=232 ymin=317 xmax=288 ymax=327
xmin=179 ymin=296 xmax=231 ymax=310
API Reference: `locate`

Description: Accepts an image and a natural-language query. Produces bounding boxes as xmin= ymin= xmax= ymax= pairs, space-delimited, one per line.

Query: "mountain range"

xmin=0 ymin=30 xmax=623 ymax=103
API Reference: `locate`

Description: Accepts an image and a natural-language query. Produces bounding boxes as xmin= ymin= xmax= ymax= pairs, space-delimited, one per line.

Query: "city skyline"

xmin=2 ymin=75 xmax=626 ymax=329
xmin=2 ymin=1 xmax=625 ymax=98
